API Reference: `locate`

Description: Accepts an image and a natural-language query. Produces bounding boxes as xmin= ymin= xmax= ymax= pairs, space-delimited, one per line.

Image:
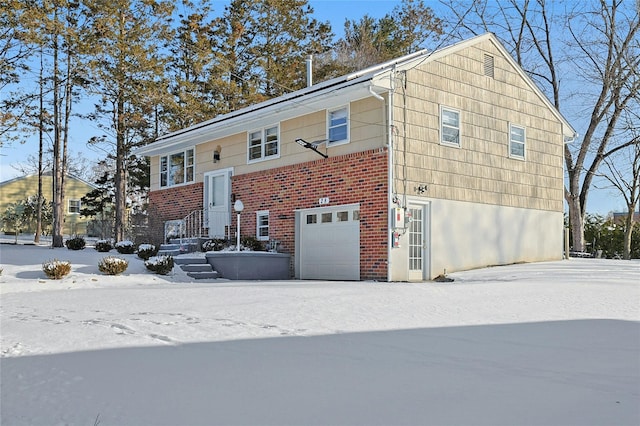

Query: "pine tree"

xmin=83 ymin=0 xmax=174 ymax=242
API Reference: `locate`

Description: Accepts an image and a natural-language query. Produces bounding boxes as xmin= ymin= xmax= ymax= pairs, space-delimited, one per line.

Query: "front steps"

xmin=173 ymin=256 xmax=219 ymax=280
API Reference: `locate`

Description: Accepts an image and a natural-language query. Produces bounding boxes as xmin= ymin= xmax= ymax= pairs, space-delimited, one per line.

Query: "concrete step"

xmin=174 ymin=257 xmax=208 ymax=265
xmin=186 ymin=271 xmax=219 ymax=279
xmin=157 ymin=249 xmax=180 ymax=257
xmin=181 ymin=264 xmax=213 ymax=272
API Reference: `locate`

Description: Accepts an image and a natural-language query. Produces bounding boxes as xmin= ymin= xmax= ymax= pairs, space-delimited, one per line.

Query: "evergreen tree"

xmin=83 ymin=0 xmax=174 ymax=242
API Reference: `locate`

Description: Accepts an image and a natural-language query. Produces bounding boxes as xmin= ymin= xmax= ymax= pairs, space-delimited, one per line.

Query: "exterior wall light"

xmin=213 ymin=146 xmax=221 ymax=163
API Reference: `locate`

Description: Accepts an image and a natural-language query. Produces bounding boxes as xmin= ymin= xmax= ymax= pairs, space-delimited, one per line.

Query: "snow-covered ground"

xmin=1 ymin=243 xmax=638 ymax=426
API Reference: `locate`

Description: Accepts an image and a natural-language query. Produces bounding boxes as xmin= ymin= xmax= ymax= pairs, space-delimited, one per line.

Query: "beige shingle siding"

xmin=397 ymin=39 xmax=564 ymax=212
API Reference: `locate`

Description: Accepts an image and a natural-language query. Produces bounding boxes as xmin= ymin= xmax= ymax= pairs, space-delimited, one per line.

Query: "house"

xmin=0 ymin=172 xmax=96 ymax=236
xmin=135 ymin=33 xmax=576 ymax=281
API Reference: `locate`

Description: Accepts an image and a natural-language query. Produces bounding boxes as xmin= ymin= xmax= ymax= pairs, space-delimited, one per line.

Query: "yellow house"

xmin=0 ymin=173 xmax=96 ymax=236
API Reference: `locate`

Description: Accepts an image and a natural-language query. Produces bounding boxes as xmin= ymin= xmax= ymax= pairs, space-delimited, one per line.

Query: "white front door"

xmin=408 ymin=203 xmax=430 ymax=281
xmin=203 ymin=169 xmax=232 ymax=238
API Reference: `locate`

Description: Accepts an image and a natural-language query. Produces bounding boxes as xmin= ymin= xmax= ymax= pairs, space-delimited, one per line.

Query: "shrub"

xmin=42 ymin=259 xmax=71 ymax=279
xmin=241 ymin=235 xmax=264 ymax=251
xmin=98 ymin=256 xmax=128 ymax=275
xmin=137 ymin=243 xmax=157 ymax=260
xmin=202 ymin=238 xmax=228 ymax=252
xmin=115 ymin=240 xmax=135 ymax=254
xmin=145 ymin=255 xmax=174 ymax=275
xmin=65 ymin=236 xmax=86 ymax=250
xmin=94 ymin=240 xmax=113 ymax=252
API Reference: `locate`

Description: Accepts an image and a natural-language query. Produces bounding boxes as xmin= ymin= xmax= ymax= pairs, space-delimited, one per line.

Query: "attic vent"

xmin=484 ymin=54 xmax=494 ymax=78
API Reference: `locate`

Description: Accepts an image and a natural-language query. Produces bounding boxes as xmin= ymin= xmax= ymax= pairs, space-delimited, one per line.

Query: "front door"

xmin=203 ymin=169 xmax=232 ymax=238
xmin=408 ymin=203 xmax=430 ymax=281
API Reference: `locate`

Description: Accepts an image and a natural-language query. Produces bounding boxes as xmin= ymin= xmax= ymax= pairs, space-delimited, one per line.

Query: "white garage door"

xmin=297 ymin=204 xmax=360 ymax=280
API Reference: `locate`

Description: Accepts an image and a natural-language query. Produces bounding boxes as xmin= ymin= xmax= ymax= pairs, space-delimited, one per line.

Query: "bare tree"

xmin=595 ymin=114 xmax=640 ymax=259
xmin=441 ymin=0 xmax=640 ymax=252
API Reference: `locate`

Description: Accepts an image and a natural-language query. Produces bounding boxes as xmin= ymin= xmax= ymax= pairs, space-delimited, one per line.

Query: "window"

xmin=68 ymin=199 xmax=81 ymax=214
xmin=440 ymin=106 xmax=460 ymax=147
xmin=509 ymin=124 xmax=526 ymax=159
xmin=256 ymin=211 xmax=269 ymax=241
xmin=248 ymin=125 xmax=279 ymax=162
xmin=306 ymin=214 xmax=317 ymax=224
xmin=328 ymin=106 xmax=349 ymax=145
xmin=321 ymin=212 xmax=333 ymax=223
xmin=160 ymin=148 xmax=195 ymax=187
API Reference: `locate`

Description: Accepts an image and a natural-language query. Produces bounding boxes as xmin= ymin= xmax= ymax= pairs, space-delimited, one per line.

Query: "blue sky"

xmin=0 ymin=0 xmax=629 ymax=215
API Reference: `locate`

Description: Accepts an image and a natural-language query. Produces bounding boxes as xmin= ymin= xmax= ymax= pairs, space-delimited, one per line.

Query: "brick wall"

xmin=149 ymin=182 xmax=204 ymax=223
xmin=232 ymin=148 xmax=389 ymax=281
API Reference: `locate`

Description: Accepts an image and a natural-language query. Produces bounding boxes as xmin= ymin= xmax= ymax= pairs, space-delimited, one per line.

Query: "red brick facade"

xmin=149 ymin=182 xmax=204 ymax=223
xmin=232 ymin=148 xmax=389 ymax=281
xmin=149 ymin=149 xmax=389 ymax=281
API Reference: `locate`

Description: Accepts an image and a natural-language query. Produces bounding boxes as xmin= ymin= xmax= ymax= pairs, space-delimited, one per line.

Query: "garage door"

xmin=296 ymin=204 xmax=360 ymax=280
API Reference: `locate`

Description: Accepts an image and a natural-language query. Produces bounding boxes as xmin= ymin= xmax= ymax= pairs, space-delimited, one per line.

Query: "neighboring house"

xmin=136 ymin=33 xmax=576 ymax=281
xmin=612 ymin=209 xmax=640 ymax=225
xmin=0 ymin=172 xmax=96 ymax=236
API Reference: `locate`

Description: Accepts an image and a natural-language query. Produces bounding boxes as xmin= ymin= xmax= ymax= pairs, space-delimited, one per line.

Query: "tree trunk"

xmin=51 ymin=17 xmax=64 ymax=248
xmin=35 ymin=48 xmax=44 ymax=244
xmin=114 ymin=97 xmax=127 ymax=242
xmin=623 ymin=208 xmax=633 ymax=260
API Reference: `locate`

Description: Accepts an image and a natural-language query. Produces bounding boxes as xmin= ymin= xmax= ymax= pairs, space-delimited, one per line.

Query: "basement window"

xmin=256 ymin=211 xmax=269 ymax=241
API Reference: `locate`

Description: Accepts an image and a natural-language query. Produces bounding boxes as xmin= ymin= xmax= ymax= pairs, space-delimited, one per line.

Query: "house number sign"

xmin=319 ymin=197 xmax=330 ymax=205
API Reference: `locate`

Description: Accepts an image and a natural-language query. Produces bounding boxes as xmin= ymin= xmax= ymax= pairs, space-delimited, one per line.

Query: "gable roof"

xmin=136 ymin=33 xmax=576 ymax=157
xmin=0 ymin=172 xmax=97 ymax=189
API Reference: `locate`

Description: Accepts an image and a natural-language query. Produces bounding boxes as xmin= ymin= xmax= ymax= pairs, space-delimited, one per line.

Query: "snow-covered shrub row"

xmin=115 ymin=240 xmax=135 ymax=254
xmin=137 ymin=244 xmax=157 ymax=260
xmin=145 ymin=255 xmax=174 ymax=275
xmin=98 ymin=256 xmax=128 ymax=275
xmin=95 ymin=240 xmax=113 ymax=252
xmin=65 ymin=236 xmax=86 ymax=251
xmin=42 ymin=259 xmax=71 ymax=279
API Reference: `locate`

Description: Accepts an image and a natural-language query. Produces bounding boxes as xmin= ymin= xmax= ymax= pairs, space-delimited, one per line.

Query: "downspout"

xmin=369 ymin=69 xmax=395 ymax=283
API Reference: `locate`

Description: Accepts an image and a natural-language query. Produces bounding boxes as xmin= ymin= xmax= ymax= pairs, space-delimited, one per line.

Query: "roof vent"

xmin=484 ymin=54 xmax=494 ymax=78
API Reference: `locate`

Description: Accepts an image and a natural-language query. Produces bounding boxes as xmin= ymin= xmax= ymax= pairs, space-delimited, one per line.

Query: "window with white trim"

xmin=68 ymin=199 xmax=81 ymax=214
xmin=248 ymin=125 xmax=279 ymax=162
xmin=509 ymin=124 xmax=526 ymax=159
xmin=440 ymin=106 xmax=460 ymax=147
xmin=328 ymin=106 xmax=349 ymax=145
xmin=256 ymin=210 xmax=269 ymax=241
xmin=160 ymin=148 xmax=195 ymax=187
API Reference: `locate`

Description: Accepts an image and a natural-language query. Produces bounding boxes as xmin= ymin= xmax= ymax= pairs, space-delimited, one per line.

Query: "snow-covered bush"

xmin=115 ymin=240 xmax=135 ymax=254
xmin=94 ymin=240 xmax=113 ymax=252
xmin=65 ymin=236 xmax=86 ymax=250
xmin=137 ymin=243 xmax=157 ymax=260
xmin=202 ymin=238 xmax=227 ymax=252
xmin=145 ymin=255 xmax=174 ymax=275
xmin=98 ymin=256 xmax=128 ymax=275
xmin=42 ymin=259 xmax=71 ymax=279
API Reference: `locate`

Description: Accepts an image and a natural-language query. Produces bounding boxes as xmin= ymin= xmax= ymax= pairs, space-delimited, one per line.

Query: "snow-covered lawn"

xmin=1 ymin=243 xmax=638 ymax=425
